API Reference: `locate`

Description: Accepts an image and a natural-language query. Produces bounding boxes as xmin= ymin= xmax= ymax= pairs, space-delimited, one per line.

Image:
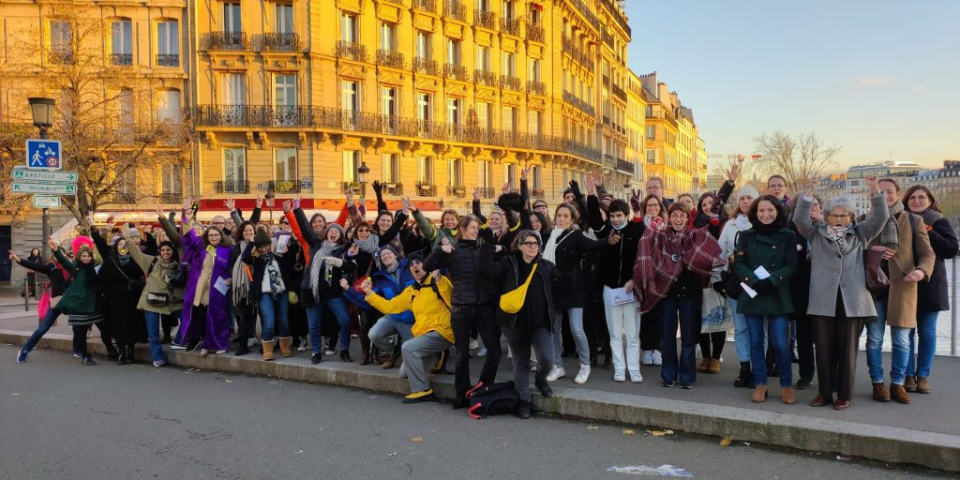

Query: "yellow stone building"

xmin=625 ymin=69 xmax=646 ymax=191
xmin=192 ymin=0 xmax=634 ymax=215
xmin=637 ymin=71 xmax=703 ymax=198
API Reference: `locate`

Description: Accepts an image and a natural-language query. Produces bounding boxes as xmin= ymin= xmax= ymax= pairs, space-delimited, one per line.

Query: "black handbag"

xmin=467 ymin=381 xmax=519 ymax=420
xmin=722 ymin=231 xmax=747 ymax=298
xmin=166 ymin=262 xmax=190 ymax=288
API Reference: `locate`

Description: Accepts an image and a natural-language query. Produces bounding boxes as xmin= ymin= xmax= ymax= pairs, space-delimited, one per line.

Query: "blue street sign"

xmin=25 ymin=139 xmax=63 ymax=170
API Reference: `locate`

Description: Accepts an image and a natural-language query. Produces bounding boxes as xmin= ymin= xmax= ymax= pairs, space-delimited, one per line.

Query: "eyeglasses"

xmin=909 ymin=195 xmax=929 ymax=201
xmin=519 ymin=241 xmax=540 ymax=247
xmin=280 ymin=221 xmax=290 ymax=225
xmin=827 ymin=214 xmax=849 ymax=219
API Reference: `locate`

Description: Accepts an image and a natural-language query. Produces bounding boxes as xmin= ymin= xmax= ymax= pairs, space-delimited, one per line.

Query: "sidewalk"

xmin=3 ymin=308 xmax=959 ymax=472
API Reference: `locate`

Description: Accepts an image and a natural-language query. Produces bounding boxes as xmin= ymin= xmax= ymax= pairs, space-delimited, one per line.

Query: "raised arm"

xmin=586 ymin=195 xmax=608 ymax=235
xmin=240 ymin=242 xmax=255 ymax=265
xmin=792 ymin=178 xmax=818 ymax=240
xmin=378 ymin=210 xmax=408 ymax=247
xmin=250 ymin=195 xmax=263 ymax=224
xmin=89 ymin=224 xmax=112 ymax=259
xmin=123 ymin=226 xmax=155 ymax=271
xmin=854 ymin=175 xmax=889 ymax=244
xmin=410 ymin=198 xmax=438 ymax=242
xmin=472 ymin=197 xmax=487 ymax=226
xmin=293 ymin=205 xmax=320 ymax=249
xmin=372 ymin=181 xmax=388 ymax=213
xmin=364 ymin=285 xmax=415 ymax=316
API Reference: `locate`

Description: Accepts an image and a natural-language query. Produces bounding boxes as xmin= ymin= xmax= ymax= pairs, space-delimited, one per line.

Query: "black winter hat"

xmin=254 ymin=229 xmax=272 ymax=248
xmin=497 ymin=192 xmax=524 ymax=212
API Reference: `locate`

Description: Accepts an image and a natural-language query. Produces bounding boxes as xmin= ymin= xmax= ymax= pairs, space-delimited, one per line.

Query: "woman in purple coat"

xmin=172 ymin=219 xmax=233 ymax=355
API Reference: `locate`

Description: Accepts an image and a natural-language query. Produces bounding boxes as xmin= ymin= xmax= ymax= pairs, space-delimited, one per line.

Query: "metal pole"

xmin=39 ymin=127 xmax=51 ymax=261
xmin=952 ymin=258 xmax=958 ymax=356
xmin=24 ymin=277 xmax=29 ymax=312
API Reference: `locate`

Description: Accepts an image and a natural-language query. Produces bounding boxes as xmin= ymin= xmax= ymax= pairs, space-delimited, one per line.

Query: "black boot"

xmin=734 ymin=361 xmax=755 ymax=388
xmin=516 ymin=401 xmax=532 ymax=419
xmin=115 ymin=346 xmax=128 ymax=365
xmin=106 ymin=343 xmax=119 ymax=362
xmin=125 ymin=345 xmax=136 ymax=364
xmin=340 ymin=350 xmax=352 ymax=362
xmin=235 ymin=344 xmax=251 ymax=356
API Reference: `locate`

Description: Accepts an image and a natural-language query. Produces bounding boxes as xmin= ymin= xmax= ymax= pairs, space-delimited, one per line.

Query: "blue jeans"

xmin=323 ymin=297 xmax=352 ymax=353
xmin=553 ymin=307 xmax=590 ymax=367
xmin=306 ymin=305 xmax=322 ymax=354
xmin=746 ymin=315 xmax=792 ymax=387
xmin=368 ymin=315 xmax=414 ymax=355
xmin=865 ymin=299 xmax=911 ymax=385
xmin=144 ymin=310 xmax=180 ymax=363
xmin=23 ymin=308 xmax=61 ymax=353
xmin=729 ymin=298 xmax=751 ymax=362
xmin=259 ymin=293 xmax=290 ymax=342
xmin=907 ymin=310 xmax=939 ymax=378
xmin=660 ymin=295 xmax=700 ymax=386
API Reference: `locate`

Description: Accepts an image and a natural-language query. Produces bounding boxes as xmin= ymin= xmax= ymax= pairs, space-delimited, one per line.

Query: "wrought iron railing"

xmin=444 ymin=0 xmax=466 ymax=21
xmin=500 ymin=17 xmax=522 ymax=36
xmin=201 ymin=32 xmax=247 ymax=51
xmin=612 ymin=84 xmax=627 ymax=102
xmin=474 ymin=10 xmax=497 ymax=29
xmin=377 ymin=49 xmax=405 ymax=69
xmin=269 ymin=180 xmax=301 ymax=194
xmin=444 ymin=63 xmax=470 ymax=81
xmin=413 ymin=0 xmax=436 ymax=12
xmin=527 ymin=23 xmax=545 ymax=43
xmin=417 ymin=182 xmax=436 ymax=196
xmin=562 ymin=91 xmax=596 ymax=117
xmin=475 ymin=69 xmax=498 ymax=87
xmin=156 ymin=54 xmax=179 ymax=67
xmin=479 ymin=187 xmax=496 ymax=199
xmin=382 ymin=183 xmax=404 ymax=196
xmin=569 ymin=0 xmax=599 ymax=27
xmin=500 ymin=75 xmax=522 ymax=91
xmin=413 ymin=57 xmax=439 ymax=76
xmin=110 ymin=53 xmax=132 ymax=66
xmin=446 ymin=185 xmax=466 ymax=197
xmin=527 ymin=80 xmax=546 ymax=96
xmin=255 ymin=33 xmax=300 ymax=52
xmin=214 ymin=180 xmax=249 ymax=194
xmin=562 ymin=36 xmax=594 ymax=70
xmin=599 ymin=0 xmax=632 ymax=37
xmin=335 ymin=41 xmax=367 ymax=62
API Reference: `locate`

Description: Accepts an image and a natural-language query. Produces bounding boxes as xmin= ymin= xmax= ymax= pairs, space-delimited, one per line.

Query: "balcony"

xmin=527 ymin=23 xmax=545 ymax=43
xmin=612 ymin=84 xmax=627 ymax=102
xmin=444 ymin=0 xmax=466 ymax=22
xmin=500 ymin=17 xmax=522 ymax=36
xmin=335 ymin=41 xmax=367 ymax=62
xmin=500 ymin=75 xmax=522 ymax=91
xmin=600 ymin=0 xmax=632 ymax=37
xmin=444 ymin=63 xmax=470 ymax=82
xmin=381 ymin=183 xmax=404 ymax=196
xmin=569 ymin=0 xmax=600 ymax=27
xmin=474 ymin=10 xmax=497 ymax=30
xmin=110 ymin=53 xmax=132 ymax=66
xmin=602 ymin=30 xmax=615 ymax=48
xmin=156 ymin=54 xmax=179 ymax=67
xmin=562 ymin=36 xmax=594 ymax=71
xmin=616 ymin=158 xmax=633 ymax=174
xmin=417 ymin=182 xmax=436 ymax=196
xmin=604 ymin=154 xmax=616 ymax=169
xmin=255 ymin=33 xmax=300 ymax=52
xmin=527 ymin=80 xmax=546 ymax=96
xmin=215 ymin=180 xmax=249 ymax=194
xmin=413 ymin=57 xmax=439 ymax=76
xmin=475 ymin=69 xmax=498 ymax=87
xmin=201 ymin=32 xmax=247 ymax=51
xmin=376 ymin=49 xmax=405 ymax=69
xmin=413 ymin=0 xmax=436 ymax=12
xmin=531 ymin=188 xmax=545 ymax=199
xmin=160 ymin=192 xmax=182 ymax=204
xmin=478 ymin=187 xmax=496 ymax=199
xmin=562 ymin=91 xmax=596 ymax=117
xmin=268 ymin=179 xmax=301 ymax=194
xmin=447 ymin=185 xmax=466 ymax=198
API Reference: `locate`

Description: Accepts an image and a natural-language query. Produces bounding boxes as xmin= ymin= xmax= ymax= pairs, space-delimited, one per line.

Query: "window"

xmin=222 ymin=73 xmax=246 ymax=105
xmin=477 ymin=102 xmax=490 ymax=129
xmin=502 ymin=0 xmax=515 ymax=20
xmin=341 ymin=13 xmax=358 ymax=42
xmin=224 ymin=3 xmax=242 ymax=32
xmin=531 ymin=165 xmax=542 ymax=190
xmin=416 ymin=30 xmax=432 ymax=59
xmin=161 ymin=164 xmax=182 ymax=197
xmin=119 ymin=89 xmax=134 ymax=127
xmin=381 ymin=87 xmax=397 ymax=116
xmin=416 ymin=92 xmax=432 ymax=121
xmin=380 ymin=22 xmax=396 ymax=51
xmin=505 ymin=164 xmax=518 ymax=190
xmin=274 ymin=74 xmax=297 ymax=110
xmin=447 ymin=39 xmax=461 ymax=65
xmin=502 ymin=52 xmax=515 ymax=76
xmin=224 ymin=148 xmax=247 ymax=192
xmin=418 ymin=156 xmax=434 ymax=184
xmin=476 ymin=46 xmax=490 ymax=71
xmin=502 ymin=106 xmax=515 ymax=131
xmin=115 ymin=167 xmax=136 ymax=202
xmin=449 ymin=158 xmax=463 ymax=187
xmin=382 ymin=154 xmax=400 ymax=184
xmin=646 ymin=125 xmax=655 ymax=140
xmin=477 ymin=0 xmax=491 ymax=12
xmin=50 ymin=20 xmax=72 ymax=62
xmin=342 ymin=150 xmax=359 ymax=182
xmin=111 ymin=19 xmax=132 ymax=64
xmin=479 ymin=161 xmax=493 ymax=189
xmin=276 ymin=3 xmax=293 ymax=34
xmin=447 ymin=98 xmax=460 ymax=125
xmin=156 ymin=21 xmax=179 ymax=66
xmin=528 ymin=58 xmax=541 ymax=82
xmin=275 ymin=148 xmax=297 ymax=181
xmin=157 ymin=89 xmax=181 ymax=124
xmin=342 ymin=80 xmax=359 ymax=112
xmin=527 ymin=110 xmax=541 ymax=134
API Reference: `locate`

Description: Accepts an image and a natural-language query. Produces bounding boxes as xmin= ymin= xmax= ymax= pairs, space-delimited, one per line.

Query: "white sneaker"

xmin=476 ymin=347 xmax=488 ymax=357
xmin=469 ymin=338 xmax=479 ymax=350
xmin=613 ymin=371 xmax=626 ymax=382
xmin=546 ymin=366 xmax=565 ymax=382
xmin=630 ymin=370 xmax=643 ymax=383
xmin=170 ymin=344 xmax=187 ymax=351
xmin=574 ymin=364 xmax=591 ymax=384
xmin=643 ymin=350 xmax=653 ymax=365
xmin=652 ymin=350 xmax=663 ymax=366
xmin=530 ymin=361 xmax=538 ymax=372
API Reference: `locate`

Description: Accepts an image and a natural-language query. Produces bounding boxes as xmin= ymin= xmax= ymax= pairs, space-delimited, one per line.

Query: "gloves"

xmin=712 ymin=282 xmax=727 ymax=296
xmin=753 ymin=279 xmax=775 ymax=295
xmin=630 ymin=193 xmax=642 ymax=214
xmin=372 ymin=180 xmax=382 ymax=195
xmin=568 ymin=180 xmax=582 ymax=199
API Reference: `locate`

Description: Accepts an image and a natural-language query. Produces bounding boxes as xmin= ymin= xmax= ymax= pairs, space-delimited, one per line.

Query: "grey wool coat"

xmin=792 ymin=193 xmax=889 ymax=318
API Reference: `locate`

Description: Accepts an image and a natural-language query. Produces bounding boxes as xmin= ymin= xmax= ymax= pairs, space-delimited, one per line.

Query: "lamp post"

xmin=265 ymin=185 xmax=276 ymax=223
xmin=357 ymin=161 xmax=370 ymax=199
xmin=28 ymin=97 xmax=55 ymax=260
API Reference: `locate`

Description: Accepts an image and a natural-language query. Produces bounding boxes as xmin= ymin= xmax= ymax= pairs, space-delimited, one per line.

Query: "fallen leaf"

xmin=410 ymin=437 xmax=422 ymax=443
xmin=11 ymin=393 xmax=19 ymax=396
xmin=720 ymin=438 xmax=732 ymax=447
xmin=224 ymin=379 xmax=234 ymax=384
xmin=622 ymin=429 xmax=636 ymax=436
xmin=836 ymin=455 xmax=850 ymax=462
xmin=744 ymin=442 xmax=751 ymax=446
xmin=586 ymin=425 xmax=599 ymax=430
xmin=388 ymin=452 xmax=398 ymax=457
xmin=647 ymin=429 xmax=674 ymax=437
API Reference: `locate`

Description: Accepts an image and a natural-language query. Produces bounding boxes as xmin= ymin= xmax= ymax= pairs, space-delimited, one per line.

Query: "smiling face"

xmin=669 ymin=210 xmax=688 ymax=232
xmin=530 ymin=213 xmax=542 ymax=231
xmin=379 ymin=248 xmax=397 ymax=268
xmin=907 ymin=189 xmax=931 ymax=214
xmin=242 ymin=224 xmax=255 ymax=242
xmin=356 ymin=225 xmax=372 ymax=241
xmin=878 ymin=180 xmax=899 ymax=207
xmin=326 ymin=227 xmax=342 ymax=243
xmin=442 ymin=212 xmax=459 ymax=230
xmin=488 ymin=211 xmax=504 ymax=231
xmin=311 ymin=215 xmax=326 ymax=234
xmin=206 ymin=229 xmax=222 ymax=246
xmin=767 ymin=177 xmax=786 ymax=200
xmin=377 ymin=213 xmax=393 ymax=233
xmin=159 ymin=245 xmax=174 ymax=261
xmin=756 ymin=200 xmax=778 ymax=225
xmin=644 ymin=198 xmax=661 ymax=217
xmin=533 ymin=202 xmax=548 ymax=216
xmin=78 ymin=250 xmax=92 ymax=264
xmin=700 ymin=196 xmax=715 ymax=216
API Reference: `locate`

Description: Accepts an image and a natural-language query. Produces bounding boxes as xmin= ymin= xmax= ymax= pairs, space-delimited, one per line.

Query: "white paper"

xmin=741 ymin=282 xmax=758 ymax=298
xmin=608 ymin=287 xmax=636 ymax=306
xmin=214 ymin=276 xmax=229 ymax=296
xmin=753 ymin=266 xmax=771 ymax=280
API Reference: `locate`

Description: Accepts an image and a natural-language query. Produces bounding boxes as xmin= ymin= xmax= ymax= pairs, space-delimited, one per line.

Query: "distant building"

xmin=846 ymin=162 xmax=921 ymax=215
xmin=815 ymin=173 xmax=847 ymax=201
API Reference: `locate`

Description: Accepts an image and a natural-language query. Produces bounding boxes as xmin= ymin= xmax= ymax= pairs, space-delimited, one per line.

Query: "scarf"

xmin=920 ymin=208 xmax=944 ymax=232
xmin=826 ymin=225 xmax=851 ymax=252
xmin=353 ymin=235 xmax=380 ymax=257
xmin=312 ymin=240 xmax=341 ymax=299
xmin=231 ymin=241 xmax=251 ymax=307
xmin=881 ymin=201 xmax=902 ymax=248
xmin=542 ymin=227 xmax=566 ymax=264
xmin=643 ymin=215 xmax=665 ymax=231
xmin=262 ymin=252 xmax=285 ymax=298
xmin=635 ymin=226 xmax=723 ymax=314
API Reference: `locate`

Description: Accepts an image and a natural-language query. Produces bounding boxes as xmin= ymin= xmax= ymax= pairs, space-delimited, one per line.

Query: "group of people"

xmin=11 ymin=163 xmax=956 ymax=417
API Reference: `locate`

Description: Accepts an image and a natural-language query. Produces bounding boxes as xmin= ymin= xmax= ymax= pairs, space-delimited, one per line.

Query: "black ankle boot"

xmin=125 ymin=345 xmax=136 ymax=364
xmin=115 ymin=348 xmax=128 ymax=365
xmin=734 ymin=361 xmax=754 ymax=388
xmin=106 ymin=345 xmax=119 ymax=362
xmin=340 ymin=350 xmax=352 ymax=362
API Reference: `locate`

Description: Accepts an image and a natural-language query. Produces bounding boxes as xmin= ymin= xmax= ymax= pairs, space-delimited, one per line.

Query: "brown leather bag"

xmin=864 ymin=245 xmax=890 ymax=293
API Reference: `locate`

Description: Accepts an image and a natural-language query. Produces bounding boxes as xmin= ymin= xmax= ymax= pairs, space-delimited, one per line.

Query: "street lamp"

xmin=357 ymin=161 xmax=370 ymax=198
xmin=265 ymin=185 xmax=276 ymax=223
xmin=28 ymin=97 xmax=56 ymax=260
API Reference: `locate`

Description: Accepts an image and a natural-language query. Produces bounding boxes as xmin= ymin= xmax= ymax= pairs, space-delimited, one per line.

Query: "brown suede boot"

xmin=904 ymin=376 xmax=917 ymax=392
xmin=780 ymin=387 xmax=796 ymax=405
xmin=751 ymin=385 xmax=768 ymax=403
xmin=697 ymin=358 xmax=709 ymax=373
xmin=382 ymin=345 xmax=401 ymax=369
xmin=890 ymin=384 xmax=911 ymax=404
xmin=872 ymin=383 xmax=890 ymax=402
xmin=707 ymin=359 xmax=721 ymax=374
xmin=917 ymin=377 xmax=931 ymax=394
xmin=278 ymin=337 xmax=293 ymax=357
xmin=262 ymin=339 xmax=276 ymax=361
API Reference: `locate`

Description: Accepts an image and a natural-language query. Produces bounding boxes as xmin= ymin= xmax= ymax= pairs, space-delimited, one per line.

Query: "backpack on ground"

xmin=467 ymin=381 xmax=519 ymax=419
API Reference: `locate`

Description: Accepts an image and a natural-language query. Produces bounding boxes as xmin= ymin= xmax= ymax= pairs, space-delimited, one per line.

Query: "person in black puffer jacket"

xmin=424 ymin=215 xmax=502 ymax=409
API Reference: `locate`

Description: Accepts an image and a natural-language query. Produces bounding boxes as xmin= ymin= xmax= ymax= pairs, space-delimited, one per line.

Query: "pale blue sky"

xmin=623 ymin=0 xmax=959 ymax=170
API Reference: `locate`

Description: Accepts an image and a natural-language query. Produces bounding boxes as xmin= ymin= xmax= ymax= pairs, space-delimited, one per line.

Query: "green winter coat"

xmin=52 ymin=248 xmax=97 ymax=314
xmin=733 ymin=227 xmax=798 ymax=316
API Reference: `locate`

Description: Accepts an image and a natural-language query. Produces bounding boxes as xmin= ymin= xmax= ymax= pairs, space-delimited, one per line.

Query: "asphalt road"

xmin=0 ymin=346 xmax=947 ymax=480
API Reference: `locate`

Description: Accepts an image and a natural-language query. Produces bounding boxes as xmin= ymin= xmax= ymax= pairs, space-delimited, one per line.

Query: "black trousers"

xmin=451 ymin=303 xmax=502 ymax=398
xmin=584 ymin=298 xmax=608 ymax=360
xmin=236 ymin=302 xmax=258 ymax=344
xmin=185 ymin=305 xmax=208 ymax=346
xmin=796 ymin=314 xmax=816 ymax=381
xmin=641 ymin=302 xmax=664 ymax=351
xmin=812 ymin=315 xmax=862 ymax=402
xmin=698 ymin=331 xmax=725 ymax=360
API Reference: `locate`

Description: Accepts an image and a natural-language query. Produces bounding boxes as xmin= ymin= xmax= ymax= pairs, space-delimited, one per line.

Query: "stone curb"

xmin=4 ymin=329 xmax=958 ymax=472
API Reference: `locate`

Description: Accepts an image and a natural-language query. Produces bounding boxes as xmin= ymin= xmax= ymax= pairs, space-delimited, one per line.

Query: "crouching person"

xmin=361 ymin=255 xmax=454 ymax=404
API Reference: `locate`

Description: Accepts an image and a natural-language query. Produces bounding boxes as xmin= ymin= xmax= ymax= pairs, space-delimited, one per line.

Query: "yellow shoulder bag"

xmin=499 ymin=263 xmax=538 ymax=314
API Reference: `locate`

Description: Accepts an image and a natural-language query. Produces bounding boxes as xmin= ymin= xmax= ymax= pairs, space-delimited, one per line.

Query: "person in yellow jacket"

xmin=362 ymin=254 xmax=454 ymax=404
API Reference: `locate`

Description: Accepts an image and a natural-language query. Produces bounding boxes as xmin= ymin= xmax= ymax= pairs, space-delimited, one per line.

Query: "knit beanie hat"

xmin=737 ymin=185 xmax=760 ymax=200
xmin=254 ymin=229 xmax=272 ymax=248
xmin=378 ymin=244 xmax=398 ymax=258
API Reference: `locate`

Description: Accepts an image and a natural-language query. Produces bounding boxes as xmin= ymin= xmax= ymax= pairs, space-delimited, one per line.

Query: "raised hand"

xmin=728 ymin=160 xmax=741 ymax=183
xmin=865 ymin=174 xmax=879 ymax=194
xmin=224 ymin=199 xmax=236 ymax=212
xmin=156 ymin=205 xmax=164 ymax=218
xmin=502 ymin=181 xmax=511 ymax=195
xmin=8 ymin=250 xmax=20 ymax=263
xmin=282 ymin=200 xmax=292 ymax=212
xmin=372 ymin=180 xmax=382 ymax=195
xmin=47 ymin=236 xmax=59 ymax=251
xmin=345 ymin=189 xmax=354 ymax=205
xmin=569 ymin=180 xmax=581 ymax=197
xmin=400 ymin=196 xmax=414 ymax=213
xmin=594 ymin=172 xmax=604 ymax=188
xmin=293 ymin=194 xmax=302 ymax=210
xmin=472 ymin=187 xmax=481 ymax=201
xmin=182 ymin=197 xmax=192 ymax=212
xmin=255 ymin=195 xmax=264 ymax=209
xmin=521 ymin=166 xmax=530 ymax=181
xmin=805 ymin=176 xmax=820 ymax=196
xmin=585 ymin=175 xmax=596 ymax=195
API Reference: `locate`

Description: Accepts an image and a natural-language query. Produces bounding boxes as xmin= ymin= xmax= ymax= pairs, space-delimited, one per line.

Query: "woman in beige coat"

xmin=864 ymin=179 xmax=935 ymax=405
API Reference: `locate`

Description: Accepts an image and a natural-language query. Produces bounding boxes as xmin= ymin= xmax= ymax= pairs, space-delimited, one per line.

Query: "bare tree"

xmin=0 ymin=3 xmax=190 ymax=231
xmin=753 ymin=131 xmax=841 ymax=196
